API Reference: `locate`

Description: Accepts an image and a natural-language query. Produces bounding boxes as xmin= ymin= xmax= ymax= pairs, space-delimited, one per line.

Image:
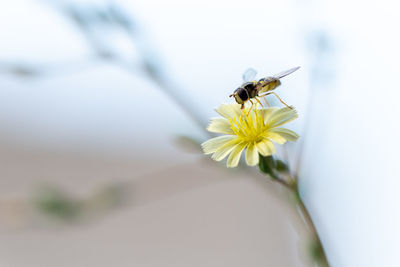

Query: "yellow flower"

xmin=201 ymin=104 xmax=299 ymax=168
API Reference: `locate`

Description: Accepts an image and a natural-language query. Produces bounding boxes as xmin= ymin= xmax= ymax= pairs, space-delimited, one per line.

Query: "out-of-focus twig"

xmin=0 ymin=57 xmax=109 ymax=78
xmin=294 ymin=31 xmax=335 ymax=177
xmin=33 ymin=1 xmax=210 ymax=133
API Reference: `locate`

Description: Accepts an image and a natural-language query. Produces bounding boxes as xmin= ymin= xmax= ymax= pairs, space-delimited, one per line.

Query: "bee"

xmin=230 ymin=66 xmax=300 ymax=109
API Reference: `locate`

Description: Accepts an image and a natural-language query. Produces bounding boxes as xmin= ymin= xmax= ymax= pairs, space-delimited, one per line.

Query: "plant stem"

xmin=258 ymin=155 xmax=329 ymax=266
xmin=295 ymin=191 xmax=330 ymax=266
xmin=273 ymin=176 xmax=329 ymax=267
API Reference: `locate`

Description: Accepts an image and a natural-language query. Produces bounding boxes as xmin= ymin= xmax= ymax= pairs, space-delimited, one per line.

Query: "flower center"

xmin=229 ymin=109 xmax=268 ymax=142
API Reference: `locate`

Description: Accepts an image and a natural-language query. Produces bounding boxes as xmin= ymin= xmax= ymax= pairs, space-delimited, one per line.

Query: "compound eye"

xmin=237 ymin=88 xmax=249 ymax=101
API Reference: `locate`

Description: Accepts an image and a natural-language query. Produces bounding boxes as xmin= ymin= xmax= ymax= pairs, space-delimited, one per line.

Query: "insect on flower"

xmin=201 ymin=104 xmax=299 ymax=168
xmin=230 ymin=67 xmax=300 ymax=109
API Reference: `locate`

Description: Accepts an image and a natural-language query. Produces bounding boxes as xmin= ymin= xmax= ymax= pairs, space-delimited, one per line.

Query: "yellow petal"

xmin=226 ymin=142 xmax=246 ymax=168
xmin=255 ymin=140 xmax=276 ymax=156
xmin=270 ymin=128 xmax=299 ymax=142
xmin=265 ymin=132 xmax=287 ymax=144
xmin=212 ymin=138 xmax=241 ymax=161
xmin=215 ymin=103 xmax=242 ymax=119
xmin=267 ymin=107 xmax=298 ymax=128
xmin=207 ymin=118 xmax=234 ymax=134
xmin=261 ymin=107 xmax=279 ymax=124
xmin=245 ymin=142 xmax=259 ymax=166
xmin=201 ymin=135 xmax=236 ymax=154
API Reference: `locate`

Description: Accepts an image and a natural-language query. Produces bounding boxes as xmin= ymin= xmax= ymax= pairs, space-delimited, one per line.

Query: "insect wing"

xmin=272 ymin=66 xmax=300 ymax=79
xmin=242 ymin=68 xmax=257 ymax=82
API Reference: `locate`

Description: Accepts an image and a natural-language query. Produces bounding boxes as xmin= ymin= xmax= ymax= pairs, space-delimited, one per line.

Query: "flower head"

xmin=201 ymin=103 xmax=299 ymax=168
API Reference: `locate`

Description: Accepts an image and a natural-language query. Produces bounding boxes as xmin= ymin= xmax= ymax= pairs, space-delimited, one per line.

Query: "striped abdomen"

xmin=257 ymin=77 xmax=281 ymax=94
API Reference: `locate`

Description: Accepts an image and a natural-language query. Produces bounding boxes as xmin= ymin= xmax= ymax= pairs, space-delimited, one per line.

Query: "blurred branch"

xmin=294 ymin=31 xmax=335 ymax=177
xmin=3 ymin=0 xmax=210 ymax=133
xmin=61 ymin=1 xmax=210 ymax=132
xmin=0 ymin=63 xmax=42 ymax=77
xmin=0 ymin=57 xmax=110 ymax=78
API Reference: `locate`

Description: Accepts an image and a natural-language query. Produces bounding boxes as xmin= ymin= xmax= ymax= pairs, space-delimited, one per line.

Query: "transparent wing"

xmin=242 ymin=68 xmax=257 ymax=82
xmin=272 ymin=66 xmax=300 ymax=79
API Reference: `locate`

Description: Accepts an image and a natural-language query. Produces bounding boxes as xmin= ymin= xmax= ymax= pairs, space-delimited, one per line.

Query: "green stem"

xmin=258 ymin=155 xmax=329 ymax=267
xmin=295 ymin=191 xmax=329 ymax=266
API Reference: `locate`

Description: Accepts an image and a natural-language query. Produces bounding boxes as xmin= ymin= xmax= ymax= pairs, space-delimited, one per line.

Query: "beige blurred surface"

xmin=0 ymin=142 xmax=310 ymax=267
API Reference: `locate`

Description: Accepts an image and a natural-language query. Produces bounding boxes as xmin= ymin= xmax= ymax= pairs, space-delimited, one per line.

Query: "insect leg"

xmin=255 ymin=97 xmax=263 ymax=107
xmin=247 ymin=99 xmax=255 ymax=115
xmin=262 ymin=92 xmax=292 ymax=109
xmin=249 ymin=99 xmax=254 ymax=109
xmin=262 ymin=96 xmax=270 ymax=107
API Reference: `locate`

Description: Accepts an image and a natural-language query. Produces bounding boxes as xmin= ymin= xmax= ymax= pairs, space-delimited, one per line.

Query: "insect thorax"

xmin=242 ymin=82 xmax=258 ymax=98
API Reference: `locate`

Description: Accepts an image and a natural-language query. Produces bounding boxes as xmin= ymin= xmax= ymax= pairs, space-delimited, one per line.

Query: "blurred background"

xmin=0 ymin=0 xmax=399 ymax=266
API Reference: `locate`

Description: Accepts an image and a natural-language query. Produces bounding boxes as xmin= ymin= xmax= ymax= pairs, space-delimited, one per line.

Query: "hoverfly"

xmin=230 ymin=66 xmax=300 ymax=109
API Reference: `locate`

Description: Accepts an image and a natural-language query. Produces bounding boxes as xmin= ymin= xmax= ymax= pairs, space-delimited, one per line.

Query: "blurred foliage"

xmin=34 ymin=185 xmax=81 ymax=221
xmin=33 ymin=183 xmax=129 ymax=223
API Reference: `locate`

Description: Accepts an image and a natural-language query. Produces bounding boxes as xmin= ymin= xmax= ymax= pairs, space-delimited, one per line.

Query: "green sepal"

xmin=275 ymin=159 xmax=289 ymax=172
xmin=258 ymin=154 xmax=279 ymax=179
